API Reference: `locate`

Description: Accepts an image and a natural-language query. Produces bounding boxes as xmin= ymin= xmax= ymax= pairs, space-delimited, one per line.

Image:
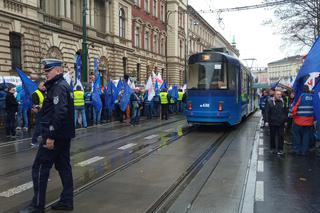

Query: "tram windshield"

xmin=188 ymin=62 xmax=228 ymax=90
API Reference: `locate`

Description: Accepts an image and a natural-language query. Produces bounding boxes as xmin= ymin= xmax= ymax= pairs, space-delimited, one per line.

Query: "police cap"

xmin=41 ymin=58 xmax=64 ymax=72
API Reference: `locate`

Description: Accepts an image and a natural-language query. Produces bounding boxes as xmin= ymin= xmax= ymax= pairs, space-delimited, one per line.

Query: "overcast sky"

xmin=188 ymin=0 xmax=305 ymax=68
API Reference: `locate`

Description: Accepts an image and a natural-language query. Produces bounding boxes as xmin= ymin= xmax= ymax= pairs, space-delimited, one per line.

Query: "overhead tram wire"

xmin=198 ymin=0 xmax=290 ymax=14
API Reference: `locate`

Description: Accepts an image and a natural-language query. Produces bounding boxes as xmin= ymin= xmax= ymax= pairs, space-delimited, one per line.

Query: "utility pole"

xmin=82 ymin=0 xmax=88 ymax=83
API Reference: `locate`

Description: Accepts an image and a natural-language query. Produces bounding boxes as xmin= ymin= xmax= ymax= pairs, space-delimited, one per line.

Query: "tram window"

xmin=228 ymin=64 xmax=236 ymax=90
xmin=188 ymin=62 xmax=227 ymax=90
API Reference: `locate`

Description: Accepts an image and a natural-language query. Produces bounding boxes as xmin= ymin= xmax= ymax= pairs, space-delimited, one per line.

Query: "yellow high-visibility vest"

xmin=34 ymin=90 xmax=44 ymax=107
xmin=160 ymin=92 xmax=168 ymax=104
xmin=178 ymin=92 xmax=183 ymax=101
xmin=74 ymin=90 xmax=85 ymax=107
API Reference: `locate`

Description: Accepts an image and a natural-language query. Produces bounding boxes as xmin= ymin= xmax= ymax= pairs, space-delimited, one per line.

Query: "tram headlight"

xmin=218 ymin=101 xmax=223 ymax=111
xmin=188 ymin=101 xmax=192 ymax=110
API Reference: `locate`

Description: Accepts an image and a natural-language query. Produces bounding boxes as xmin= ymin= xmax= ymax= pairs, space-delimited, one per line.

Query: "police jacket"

xmin=5 ymin=92 xmax=18 ymax=113
xmin=32 ymin=89 xmax=45 ymax=107
xmin=265 ymin=98 xmax=287 ymax=126
xmin=41 ymin=74 xmax=75 ymax=140
xmin=292 ymin=93 xmax=314 ymax=126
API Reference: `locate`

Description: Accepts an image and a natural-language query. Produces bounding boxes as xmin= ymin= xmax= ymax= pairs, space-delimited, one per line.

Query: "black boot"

xmin=51 ymin=202 xmax=73 ymax=211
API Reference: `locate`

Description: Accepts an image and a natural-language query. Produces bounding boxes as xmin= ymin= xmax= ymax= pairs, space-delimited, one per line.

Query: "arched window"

xmin=145 ymin=31 xmax=150 ymax=50
xmin=153 ymin=34 xmax=158 ymax=53
xmin=135 ymin=26 xmax=140 ymax=48
xmin=144 ymin=0 xmax=149 ymax=12
xmin=119 ymin=8 xmax=126 ymax=38
xmin=153 ymin=0 xmax=157 ymax=17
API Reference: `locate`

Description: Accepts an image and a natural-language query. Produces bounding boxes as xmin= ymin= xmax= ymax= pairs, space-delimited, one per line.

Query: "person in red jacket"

xmin=291 ymin=86 xmax=315 ymax=155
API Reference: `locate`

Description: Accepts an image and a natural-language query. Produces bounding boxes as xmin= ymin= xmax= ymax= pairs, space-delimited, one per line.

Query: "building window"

xmin=135 ymin=26 xmax=141 ymax=48
xmin=119 ymin=8 xmax=126 ymax=38
xmin=153 ymin=34 xmax=158 ymax=53
xmin=160 ymin=37 xmax=164 ymax=55
xmin=39 ymin=0 xmax=45 ymax=10
xmin=144 ymin=0 xmax=149 ymax=12
xmin=160 ymin=3 xmax=164 ymax=21
xmin=10 ymin=32 xmax=22 ymax=70
xmin=134 ymin=0 xmax=140 ymax=7
xmin=123 ymin=57 xmax=128 ymax=74
xmin=145 ymin=31 xmax=150 ymax=50
xmin=179 ymin=39 xmax=183 ymax=58
xmin=137 ymin=63 xmax=141 ymax=82
xmin=153 ymin=0 xmax=157 ymax=17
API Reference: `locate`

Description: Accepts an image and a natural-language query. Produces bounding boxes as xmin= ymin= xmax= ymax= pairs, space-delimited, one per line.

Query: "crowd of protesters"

xmin=0 ymin=74 xmax=186 ymax=145
xmin=259 ymin=86 xmax=320 ymax=157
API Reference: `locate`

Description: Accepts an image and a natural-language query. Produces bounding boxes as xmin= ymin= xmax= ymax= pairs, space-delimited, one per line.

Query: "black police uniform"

xmin=31 ymin=73 xmax=75 ymax=210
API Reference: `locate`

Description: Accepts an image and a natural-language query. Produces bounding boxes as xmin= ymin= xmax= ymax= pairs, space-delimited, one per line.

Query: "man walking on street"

xmin=265 ymin=90 xmax=287 ymax=155
xmin=259 ymin=90 xmax=268 ymax=127
xmin=20 ymin=59 xmax=75 ymax=213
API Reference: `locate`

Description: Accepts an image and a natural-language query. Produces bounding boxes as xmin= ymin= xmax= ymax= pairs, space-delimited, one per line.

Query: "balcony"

xmin=43 ymin=14 xmax=61 ymax=27
xmin=4 ymin=0 xmax=24 ymax=14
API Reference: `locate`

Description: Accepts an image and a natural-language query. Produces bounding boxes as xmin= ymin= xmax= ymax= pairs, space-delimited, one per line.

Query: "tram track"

xmin=146 ymin=130 xmax=231 ymax=213
xmin=44 ymin=122 xmax=195 ymax=211
xmin=0 ymin=117 xmax=184 ymax=158
xmin=0 ymin=118 xmax=186 ymax=179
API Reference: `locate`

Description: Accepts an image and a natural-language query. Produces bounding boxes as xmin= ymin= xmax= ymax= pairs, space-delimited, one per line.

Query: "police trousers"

xmin=31 ymin=138 xmax=73 ymax=209
xmin=161 ymin=104 xmax=168 ymax=120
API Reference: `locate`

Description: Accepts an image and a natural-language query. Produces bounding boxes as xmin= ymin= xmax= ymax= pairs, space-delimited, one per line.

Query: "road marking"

xmin=76 ymin=156 xmax=105 ymax=167
xmin=0 ymin=181 xmax=33 ymax=198
xmin=144 ymin=134 xmax=158 ymax=140
xmin=255 ymin=181 xmax=264 ymax=201
xmin=257 ymin=161 xmax=264 ymax=172
xmin=258 ymin=148 xmax=264 ymax=156
xmin=164 ymin=128 xmax=173 ymax=133
xmin=118 ymin=143 xmax=137 ymax=150
xmin=240 ymin=129 xmax=259 ymax=213
xmin=259 ymin=139 xmax=263 ymax=146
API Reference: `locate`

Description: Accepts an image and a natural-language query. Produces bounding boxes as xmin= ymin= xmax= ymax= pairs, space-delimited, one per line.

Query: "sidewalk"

xmin=255 ymin=124 xmax=320 ymax=213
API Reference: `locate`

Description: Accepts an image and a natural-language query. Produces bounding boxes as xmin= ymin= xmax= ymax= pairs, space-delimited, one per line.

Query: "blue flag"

xmin=16 ymin=68 xmax=37 ymax=110
xmin=171 ymin=85 xmax=179 ymax=101
xmin=313 ymin=81 xmax=320 ymax=122
xmin=92 ymin=73 xmax=102 ymax=111
xmin=120 ymin=82 xmax=133 ymax=112
xmin=271 ymin=79 xmax=281 ymax=89
xmin=293 ymin=36 xmax=320 ymax=103
xmin=117 ymin=79 xmax=124 ymax=91
xmin=160 ymin=80 xmax=168 ymax=90
xmin=94 ymin=57 xmax=99 ymax=79
xmin=155 ymin=80 xmax=160 ymax=95
xmin=76 ymin=54 xmax=82 ymax=81
xmin=105 ymin=80 xmax=116 ymax=110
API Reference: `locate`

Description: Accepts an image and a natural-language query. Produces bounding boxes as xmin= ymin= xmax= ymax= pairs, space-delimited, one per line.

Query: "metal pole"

xmin=82 ymin=0 xmax=88 ymax=83
xmin=184 ymin=7 xmax=188 ymax=84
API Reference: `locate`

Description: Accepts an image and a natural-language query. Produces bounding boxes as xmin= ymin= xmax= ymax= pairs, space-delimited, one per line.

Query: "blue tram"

xmin=185 ymin=49 xmax=258 ymax=126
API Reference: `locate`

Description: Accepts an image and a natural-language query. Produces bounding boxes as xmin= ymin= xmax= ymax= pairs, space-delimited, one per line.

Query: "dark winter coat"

xmin=5 ymin=92 xmax=18 ymax=113
xmin=265 ymin=98 xmax=287 ymax=126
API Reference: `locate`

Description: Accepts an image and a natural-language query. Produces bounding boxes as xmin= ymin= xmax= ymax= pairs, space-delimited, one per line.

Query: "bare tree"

xmin=265 ymin=0 xmax=320 ymax=49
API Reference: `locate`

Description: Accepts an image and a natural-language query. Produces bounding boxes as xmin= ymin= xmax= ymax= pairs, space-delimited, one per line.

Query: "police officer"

xmin=31 ymin=82 xmax=45 ymax=147
xmin=160 ymin=88 xmax=170 ymax=120
xmin=20 ymin=59 xmax=75 ymax=213
xmin=177 ymin=89 xmax=184 ymax=112
xmin=74 ymin=85 xmax=87 ymax=128
xmin=291 ymin=85 xmax=315 ymax=155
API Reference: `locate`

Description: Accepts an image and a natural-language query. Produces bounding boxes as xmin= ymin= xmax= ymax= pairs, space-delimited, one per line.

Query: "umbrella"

xmin=0 ymin=82 xmax=15 ymax=90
